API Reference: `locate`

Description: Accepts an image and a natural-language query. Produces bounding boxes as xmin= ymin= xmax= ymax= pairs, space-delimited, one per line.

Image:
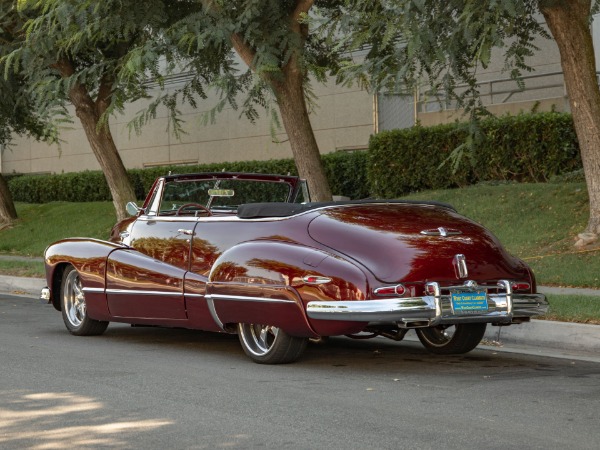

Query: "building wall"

xmin=416 ymin=20 xmax=567 ymax=124
xmin=1 ymin=79 xmax=375 ymax=175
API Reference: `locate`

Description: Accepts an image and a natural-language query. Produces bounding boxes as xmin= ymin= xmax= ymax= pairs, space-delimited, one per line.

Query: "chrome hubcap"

xmin=239 ymin=324 xmax=279 ymax=356
xmin=422 ymin=325 xmax=455 ymax=346
xmin=63 ymin=270 xmax=86 ymax=327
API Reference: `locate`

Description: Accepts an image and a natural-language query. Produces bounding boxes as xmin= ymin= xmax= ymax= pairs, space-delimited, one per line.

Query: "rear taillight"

xmin=374 ymin=284 xmax=406 ymax=296
xmin=511 ymin=282 xmax=531 ymax=292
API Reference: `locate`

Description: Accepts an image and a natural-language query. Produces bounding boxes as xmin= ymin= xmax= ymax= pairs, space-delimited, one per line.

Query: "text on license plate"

xmin=451 ymin=291 xmax=488 ymax=313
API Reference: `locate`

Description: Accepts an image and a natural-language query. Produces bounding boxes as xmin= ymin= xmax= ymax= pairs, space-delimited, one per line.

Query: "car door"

xmin=105 ymin=214 xmax=195 ymax=320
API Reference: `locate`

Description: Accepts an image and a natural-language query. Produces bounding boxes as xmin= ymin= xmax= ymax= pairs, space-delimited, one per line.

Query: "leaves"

xmin=333 ymin=0 xmax=548 ymax=115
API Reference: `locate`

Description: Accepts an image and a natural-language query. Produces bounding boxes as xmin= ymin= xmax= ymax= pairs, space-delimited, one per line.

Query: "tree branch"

xmin=50 ymin=57 xmax=75 ymax=78
xmin=290 ymin=0 xmax=314 ymax=38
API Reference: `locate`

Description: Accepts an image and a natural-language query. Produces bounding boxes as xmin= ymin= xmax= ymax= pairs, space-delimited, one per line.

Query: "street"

xmin=2 ymin=294 xmax=600 ymax=450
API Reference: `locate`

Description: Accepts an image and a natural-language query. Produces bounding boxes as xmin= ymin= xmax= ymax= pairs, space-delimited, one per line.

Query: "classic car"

xmin=41 ymin=172 xmax=548 ymax=364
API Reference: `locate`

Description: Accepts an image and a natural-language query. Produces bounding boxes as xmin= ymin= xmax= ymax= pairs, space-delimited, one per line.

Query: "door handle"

xmin=178 ymin=229 xmax=195 ymax=236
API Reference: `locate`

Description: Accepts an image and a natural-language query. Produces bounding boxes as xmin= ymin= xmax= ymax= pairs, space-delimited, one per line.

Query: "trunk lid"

xmin=308 ymin=203 xmax=529 ymax=284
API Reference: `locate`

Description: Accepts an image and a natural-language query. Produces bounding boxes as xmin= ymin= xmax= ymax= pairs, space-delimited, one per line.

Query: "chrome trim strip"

xmin=374 ymin=284 xmax=405 ymax=296
xmin=306 ymin=292 xmax=548 ymax=326
xmin=104 ymin=289 xmax=182 ymax=297
xmin=302 ymin=275 xmax=332 ymax=285
xmin=82 ymin=287 xmax=105 ymax=294
xmin=135 ymin=201 xmax=449 ymax=223
xmin=208 ymin=293 xmax=296 ymax=304
xmin=420 ymin=227 xmax=462 ymax=236
xmin=205 ymin=296 xmax=225 ymax=330
xmin=453 ymin=254 xmax=468 ymax=279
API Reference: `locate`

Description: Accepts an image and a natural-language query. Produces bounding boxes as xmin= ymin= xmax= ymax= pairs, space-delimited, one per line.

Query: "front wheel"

xmin=237 ymin=323 xmax=307 ymax=364
xmin=416 ymin=323 xmax=486 ymax=355
xmin=61 ymin=266 xmax=109 ymax=336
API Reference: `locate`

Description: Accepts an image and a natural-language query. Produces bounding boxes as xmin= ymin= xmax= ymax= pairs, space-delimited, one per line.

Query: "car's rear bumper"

xmin=306 ymin=282 xmax=548 ymax=328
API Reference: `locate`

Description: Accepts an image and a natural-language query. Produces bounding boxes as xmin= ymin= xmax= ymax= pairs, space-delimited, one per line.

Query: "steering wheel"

xmin=175 ymin=203 xmax=212 ymax=216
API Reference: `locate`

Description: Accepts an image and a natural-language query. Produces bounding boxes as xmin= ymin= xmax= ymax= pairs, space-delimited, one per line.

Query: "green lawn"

xmin=540 ymin=294 xmax=600 ymax=325
xmin=0 ymin=201 xmax=116 ymax=256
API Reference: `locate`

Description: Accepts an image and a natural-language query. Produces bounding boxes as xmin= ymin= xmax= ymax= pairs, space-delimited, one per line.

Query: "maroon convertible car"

xmin=41 ymin=172 xmax=548 ymax=363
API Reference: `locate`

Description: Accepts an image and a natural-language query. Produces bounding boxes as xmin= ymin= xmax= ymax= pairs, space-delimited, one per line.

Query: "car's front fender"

xmin=44 ymin=238 xmax=125 ymax=316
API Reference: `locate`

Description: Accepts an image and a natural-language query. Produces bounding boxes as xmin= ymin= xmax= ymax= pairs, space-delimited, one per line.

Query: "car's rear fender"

xmin=44 ymin=238 xmax=125 ymax=317
xmin=206 ymin=240 xmax=370 ymax=337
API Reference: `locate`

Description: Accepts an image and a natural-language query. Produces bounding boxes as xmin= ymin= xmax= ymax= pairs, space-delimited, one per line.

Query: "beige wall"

xmin=416 ymin=16 xmax=566 ymax=123
xmin=1 ymin=81 xmax=375 ymax=175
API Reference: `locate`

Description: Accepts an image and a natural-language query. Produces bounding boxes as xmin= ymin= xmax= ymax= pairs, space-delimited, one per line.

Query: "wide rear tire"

xmin=237 ymin=323 xmax=307 ymax=364
xmin=61 ymin=266 xmax=109 ymax=336
xmin=416 ymin=323 xmax=486 ymax=355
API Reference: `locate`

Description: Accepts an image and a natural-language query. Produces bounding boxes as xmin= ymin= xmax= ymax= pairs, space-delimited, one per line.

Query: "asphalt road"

xmin=2 ymin=295 xmax=600 ymax=450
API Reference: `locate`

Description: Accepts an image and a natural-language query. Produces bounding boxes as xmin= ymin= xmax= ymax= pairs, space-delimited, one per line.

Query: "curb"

xmin=538 ymin=286 xmax=600 ymax=297
xmin=484 ymin=319 xmax=600 ymax=354
xmin=2 ymin=275 xmax=600 ymax=358
xmin=0 ymin=275 xmax=45 ymax=296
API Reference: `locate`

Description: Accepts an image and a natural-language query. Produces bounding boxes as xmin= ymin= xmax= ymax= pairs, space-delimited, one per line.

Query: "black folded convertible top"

xmin=237 ymin=199 xmax=456 ymax=219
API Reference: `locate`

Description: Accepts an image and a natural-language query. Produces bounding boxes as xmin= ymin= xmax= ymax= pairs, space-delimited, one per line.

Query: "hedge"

xmin=8 ymin=151 xmax=369 ymax=203
xmin=368 ymin=111 xmax=581 ymax=198
xmin=7 ymin=111 xmax=582 ymax=203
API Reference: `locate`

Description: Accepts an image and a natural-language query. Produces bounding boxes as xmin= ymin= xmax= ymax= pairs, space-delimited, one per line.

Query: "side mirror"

xmin=126 ymin=201 xmax=143 ymax=216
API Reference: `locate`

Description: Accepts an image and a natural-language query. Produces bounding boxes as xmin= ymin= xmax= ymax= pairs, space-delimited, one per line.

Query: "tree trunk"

xmin=52 ymin=58 xmax=136 ymax=221
xmin=0 ymin=173 xmax=17 ymax=226
xmin=226 ymin=0 xmax=332 ymax=202
xmin=541 ymin=0 xmax=600 ymax=239
xmin=272 ymin=71 xmax=333 ymax=202
xmin=67 ymin=86 xmax=136 ymax=222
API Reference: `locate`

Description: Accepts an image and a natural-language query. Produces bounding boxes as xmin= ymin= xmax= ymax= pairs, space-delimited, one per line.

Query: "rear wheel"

xmin=61 ymin=266 xmax=109 ymax=336
xmin=237 ymin=323 xmax=307 ymax=364
xmin=416 ymin=323 xmax=486 ymax=355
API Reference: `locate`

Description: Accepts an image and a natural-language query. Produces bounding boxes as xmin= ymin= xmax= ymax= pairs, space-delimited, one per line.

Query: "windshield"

xmin=159 ymin=178 xmax=293 ymax=215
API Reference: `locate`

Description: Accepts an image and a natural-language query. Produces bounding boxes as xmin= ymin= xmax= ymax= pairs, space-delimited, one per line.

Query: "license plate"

xmin=451 ymin=290 xmax=488 ymax=314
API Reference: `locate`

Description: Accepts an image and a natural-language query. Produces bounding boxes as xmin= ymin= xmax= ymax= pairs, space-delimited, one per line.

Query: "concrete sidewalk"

xmin=2 ymin=274 xmax=600 ymax=360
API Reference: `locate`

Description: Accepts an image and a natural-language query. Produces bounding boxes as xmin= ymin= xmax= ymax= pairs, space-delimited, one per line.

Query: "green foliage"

xmin=334 ymin=1 xmax=551 ymax=111
xmin=540 ymin=295 xmax=600 ymax=324
xmin=322 ymin=150 xmax=371 ymax=200
xmin=8 ymin=151 xmax=369 ymax=203
xmin=126 ymin=1 xmax=352 ymax=136
xmin=8 ymin=171 xmax=112 ymax=203
xmin=0 ymin=6 xmax=52 ymax=147
xmin=368 ymin=123 xmax=470 ymax=197
xmin=368 ymin=112 xmax=581 ymax=197
xmin=0 ymin=201 xmax=116 ymax=256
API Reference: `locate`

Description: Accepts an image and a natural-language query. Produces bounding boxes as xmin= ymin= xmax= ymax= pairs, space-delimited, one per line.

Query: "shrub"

xmin=8 ymin=151 xmax=370 ymax=203
xmin=368 ymin=112 xmax=581 ymax=198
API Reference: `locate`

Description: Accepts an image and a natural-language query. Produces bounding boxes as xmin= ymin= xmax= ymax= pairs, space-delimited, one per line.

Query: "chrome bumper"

xmin=306 ymin=288 xmax=548 ymax=328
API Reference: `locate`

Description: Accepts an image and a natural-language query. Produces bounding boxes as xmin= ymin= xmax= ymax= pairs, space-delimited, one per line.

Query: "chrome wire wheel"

xmin=63 ymin=269 xmax=86 ymax=328
xmin=237 ymin=323 xmax=308 ymax=364
xmin=60 ymin=265 xmax=109 ymax=336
